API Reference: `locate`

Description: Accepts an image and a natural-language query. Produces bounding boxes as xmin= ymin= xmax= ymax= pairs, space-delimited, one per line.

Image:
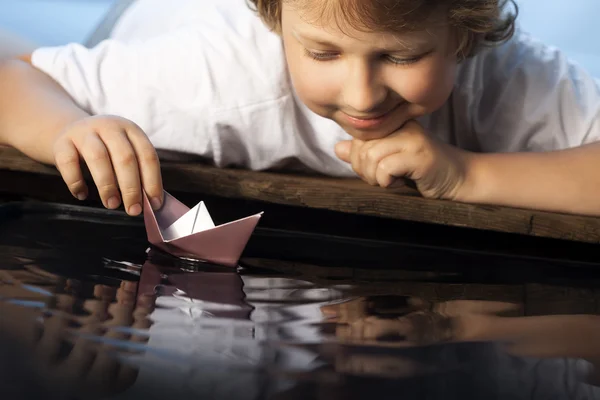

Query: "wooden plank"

xmin=2 ymin=146 xmax=600 ymax=243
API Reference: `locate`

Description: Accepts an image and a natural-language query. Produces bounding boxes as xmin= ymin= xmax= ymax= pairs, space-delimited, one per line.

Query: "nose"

xmin=341 ymin=59 xmax=388 ymax=114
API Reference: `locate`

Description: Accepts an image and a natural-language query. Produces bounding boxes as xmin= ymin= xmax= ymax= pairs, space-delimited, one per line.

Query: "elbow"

xmin=0 ymin=50 xmax=33 ymax=76
xmin=0 ymin=58 xmax=32 ymax=81
xmin=17 ymin=53 xmax=32 ymax=64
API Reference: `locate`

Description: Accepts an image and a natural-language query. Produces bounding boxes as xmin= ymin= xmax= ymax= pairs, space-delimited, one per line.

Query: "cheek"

xmin=389 ymin=54 xmax=457 ymax=111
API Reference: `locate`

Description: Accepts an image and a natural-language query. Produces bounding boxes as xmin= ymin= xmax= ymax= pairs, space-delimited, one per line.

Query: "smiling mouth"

xmin=345 ymin=102 xmax=403 ymax=120
xmin=341 ymin=105 xmax=400 ymax=129
xmin=344 ymin=110 xmax=392 ymax=121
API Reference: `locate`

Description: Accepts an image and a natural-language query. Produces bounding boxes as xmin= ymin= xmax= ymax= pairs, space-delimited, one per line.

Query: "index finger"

xmin=124 ymin=125 xmax=163 ymax=210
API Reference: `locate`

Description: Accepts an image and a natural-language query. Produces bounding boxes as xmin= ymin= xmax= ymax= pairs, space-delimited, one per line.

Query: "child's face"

xmin=281 ymin=3 xmax=458 ymax=141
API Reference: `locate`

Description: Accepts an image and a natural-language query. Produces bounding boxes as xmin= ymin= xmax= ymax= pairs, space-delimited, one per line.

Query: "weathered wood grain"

xmin=2 ymin=146 xmax=600 ymax=243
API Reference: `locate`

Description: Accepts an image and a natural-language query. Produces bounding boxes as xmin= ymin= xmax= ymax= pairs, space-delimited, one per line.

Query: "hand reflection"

xmin=321 ymin=295 xmax=518 ymax=346
xmin=46 ymin=281 xmax=155 ymax=398
xmin=0 ymin=266 xmax=156 ymax=399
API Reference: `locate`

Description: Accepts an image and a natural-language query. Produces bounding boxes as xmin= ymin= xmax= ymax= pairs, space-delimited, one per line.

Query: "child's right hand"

xmin=52 ymin=115 xmax=164 ymax=216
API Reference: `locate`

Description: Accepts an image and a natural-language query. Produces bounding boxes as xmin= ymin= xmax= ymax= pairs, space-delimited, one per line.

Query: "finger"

xmin=94 ymin=284 xmax=117 ymax=302
xmin=54 ymin=138 xmax=88 ymax=201
xmin=83 ymin=301 xmax=136 ymax=394
xmin=125 ymin=125 xmax=164 ymax=210
xmin=100 ymin=130 xmax=143 ymax=216
xmin=375 ymin=152 xmax=414 ymax=188
xmin=55 ymin=323 xmax=101 ymax=387
xmin=358 ymin=140 xmax=382 ymax=185
xmin=350 ymin=140 xmax=365 ymax=179
xmin=35 ymin=313 xmax=71 ymax=364
xmin=73 ymin=132 xmax=121 ymax=210
xmin=363 ymin=140 xmax=408 ymax=186
xmin=434 ymin=301 xmax=521 ymax=317
xmin=334 ymin=140 xmax=352 ymax=163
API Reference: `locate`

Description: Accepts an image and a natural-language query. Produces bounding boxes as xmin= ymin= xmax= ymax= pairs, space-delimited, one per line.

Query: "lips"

xmin=341 ymin=105 xmax=399 ymax=130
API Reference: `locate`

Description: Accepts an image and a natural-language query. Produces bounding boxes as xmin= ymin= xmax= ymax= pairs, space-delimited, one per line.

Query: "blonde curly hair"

xmin=247 ymin=0 xmax=518 ymax=59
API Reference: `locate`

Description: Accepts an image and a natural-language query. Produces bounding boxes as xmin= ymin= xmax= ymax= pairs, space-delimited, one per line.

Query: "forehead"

xmin=282 ymin=0 xmax=448 ymax=50
xmin=283 ymin=0 xmax=446 ymax=34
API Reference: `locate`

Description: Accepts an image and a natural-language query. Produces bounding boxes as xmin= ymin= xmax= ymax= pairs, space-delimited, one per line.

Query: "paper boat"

xmin=142 ymin=191 xmax=263 ymax=267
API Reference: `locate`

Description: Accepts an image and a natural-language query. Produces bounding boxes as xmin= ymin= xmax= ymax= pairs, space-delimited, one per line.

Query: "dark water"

xmin=2 ymin=202 xmax=600 ymax=399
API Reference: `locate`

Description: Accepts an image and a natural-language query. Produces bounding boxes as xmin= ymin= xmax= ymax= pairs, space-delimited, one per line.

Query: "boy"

xmin=0 ymin=0 xmax=598 ymax=216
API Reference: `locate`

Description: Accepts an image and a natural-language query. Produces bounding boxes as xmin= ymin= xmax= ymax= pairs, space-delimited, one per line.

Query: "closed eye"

xmin=304 ymin=48 xmax=339 ymax=61
xmin=384 ymin=50 xmax=432 ymax=66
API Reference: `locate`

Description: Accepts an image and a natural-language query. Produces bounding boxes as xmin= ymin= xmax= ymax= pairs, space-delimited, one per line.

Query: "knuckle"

xmin=138 ymin=149 xmax=160 ymax=165
xmin=54 ymin=152 xmax=79 ymax=168
xmin=404 ymin=128 xmax=424 ymax=142
xmin=88 ymin=118 xmax=125 ymax=137
xmin=144 ymin=182 xmax=163 ymax=195
xmin=120 ymin=186 xmax=142 ymax=199
xmin=86 ymin=147 xmax=109 ymax=163
xmin=115 ymin=151 xmax=138 ymax=168
xmin=66 ymin=179 xmax=86 ymax=190
xmin=96 ymin=115 xmax=126 ymax=129
xmin=365 ymin=146 xmax=379 ymax=162
xmin=119 ymin=116 xmax=143 ymax=131
xmin=97 ymin=182 xmax=118 ymax=195
xmin=378 ymin=159 xmax=391 ymax=174
xmin=406 ymin=138 xmax=427 ymax=155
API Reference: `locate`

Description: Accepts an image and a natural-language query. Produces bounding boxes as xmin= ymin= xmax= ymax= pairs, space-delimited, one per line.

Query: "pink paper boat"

xmin=142 ymin=191 xmax=263 ymax=267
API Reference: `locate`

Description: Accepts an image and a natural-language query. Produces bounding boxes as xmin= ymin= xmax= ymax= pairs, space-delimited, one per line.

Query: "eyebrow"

xmin=291 ymin=29 xmax=431 ymax=53
xmin=292 ymin=30 xmax=341 ymax=48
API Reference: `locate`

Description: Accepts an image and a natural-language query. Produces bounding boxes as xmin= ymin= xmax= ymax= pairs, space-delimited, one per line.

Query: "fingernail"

xmin=129 ymin=203 xmax=142 ymax=216
xmin=76 ymin=193 xmax=87 ymax=201
xmin=150 ymin=197 xmax=162 ymax=210
xmin=107 ymin=196 xmax=120 ymax=209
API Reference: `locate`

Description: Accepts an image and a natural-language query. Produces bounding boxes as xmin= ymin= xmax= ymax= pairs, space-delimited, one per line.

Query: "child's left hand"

xmin=334 ymin=120 xmax=472 ymax=200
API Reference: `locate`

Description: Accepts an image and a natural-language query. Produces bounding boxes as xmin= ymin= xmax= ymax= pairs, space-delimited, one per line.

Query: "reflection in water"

xmin=0 ymin=262 xmax=154 ymax=399
xmin=1 ymin=248 xmax=600 ymax=398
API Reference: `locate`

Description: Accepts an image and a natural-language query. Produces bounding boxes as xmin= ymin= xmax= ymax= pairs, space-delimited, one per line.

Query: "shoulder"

xmin=155 ymin=0 xmax=292 ymax=110
xmin=455 ymin=27 xmax=571 ymax=93
xmin=453 ymin=27 xmax=600 ymax=151
xmin=31 ymin=0 xmax=291 ymax=111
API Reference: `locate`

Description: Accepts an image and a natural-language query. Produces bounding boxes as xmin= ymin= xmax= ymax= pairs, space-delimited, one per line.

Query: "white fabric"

xmin=30 ymin=0 xmax=600 ymax=177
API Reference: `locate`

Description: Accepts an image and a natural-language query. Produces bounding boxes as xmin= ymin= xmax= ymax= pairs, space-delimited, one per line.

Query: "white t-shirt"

xmin=30 ymin=0 xmax=600 ymax=178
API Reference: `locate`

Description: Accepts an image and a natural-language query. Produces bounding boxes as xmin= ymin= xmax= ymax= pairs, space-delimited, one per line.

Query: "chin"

xmin=338 ymin=127 xmax=388 ymax=141
xmin=339 ymin=120 xmax=405 ymax=141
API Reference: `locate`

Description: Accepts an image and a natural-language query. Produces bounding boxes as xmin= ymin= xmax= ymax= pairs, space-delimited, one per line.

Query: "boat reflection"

xmin=1 ymin=249 xmax=600 ymax=399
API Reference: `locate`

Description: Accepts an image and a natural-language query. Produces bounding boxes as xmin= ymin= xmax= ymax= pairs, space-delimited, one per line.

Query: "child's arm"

xmin=463 ymin=143 xmax=600 ymax=216
xmin=0 ymin=58 xmax=164 ymax=215
xmin=0 ymin=58 xmax=87 ymax=162
xmin=335 ymin=120 xmax=600 ymax=217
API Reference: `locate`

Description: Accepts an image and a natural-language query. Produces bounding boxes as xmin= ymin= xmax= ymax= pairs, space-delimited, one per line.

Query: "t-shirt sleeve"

xmin=29 ymin=5 xmax=289 ymax=166
xmin=458 ymin=29 xmax=600 ymax=153
xmin=30 ymin=29 xmax=209 ymax=157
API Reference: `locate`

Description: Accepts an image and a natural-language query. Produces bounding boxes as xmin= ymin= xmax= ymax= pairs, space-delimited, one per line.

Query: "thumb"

xmin=335 ymin=140 xmax=352 ymax=163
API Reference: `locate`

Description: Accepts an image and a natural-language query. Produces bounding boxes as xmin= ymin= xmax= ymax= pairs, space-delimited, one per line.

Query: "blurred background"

xmin=0 ymin=0 xmax=598 ymax=77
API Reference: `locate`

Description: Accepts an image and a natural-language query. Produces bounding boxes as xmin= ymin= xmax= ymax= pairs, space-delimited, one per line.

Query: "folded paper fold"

xmin=142 ymin=191 xmax=262 ymax=267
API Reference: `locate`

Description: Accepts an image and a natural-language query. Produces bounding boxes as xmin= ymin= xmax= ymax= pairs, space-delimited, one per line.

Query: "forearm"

xmin=0 ymin=59 xmax=88 ymax=164
xmin=462 ymin=143 xmax=600 ymax=216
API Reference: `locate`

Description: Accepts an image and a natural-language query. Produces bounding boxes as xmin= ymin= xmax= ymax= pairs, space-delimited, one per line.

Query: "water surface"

xmin=2 ymin=201 xmax=600 ymax=399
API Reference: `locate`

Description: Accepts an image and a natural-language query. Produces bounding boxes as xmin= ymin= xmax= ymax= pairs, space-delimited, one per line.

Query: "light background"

xmin=0 ymin=0 xmax=598 ymax=76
